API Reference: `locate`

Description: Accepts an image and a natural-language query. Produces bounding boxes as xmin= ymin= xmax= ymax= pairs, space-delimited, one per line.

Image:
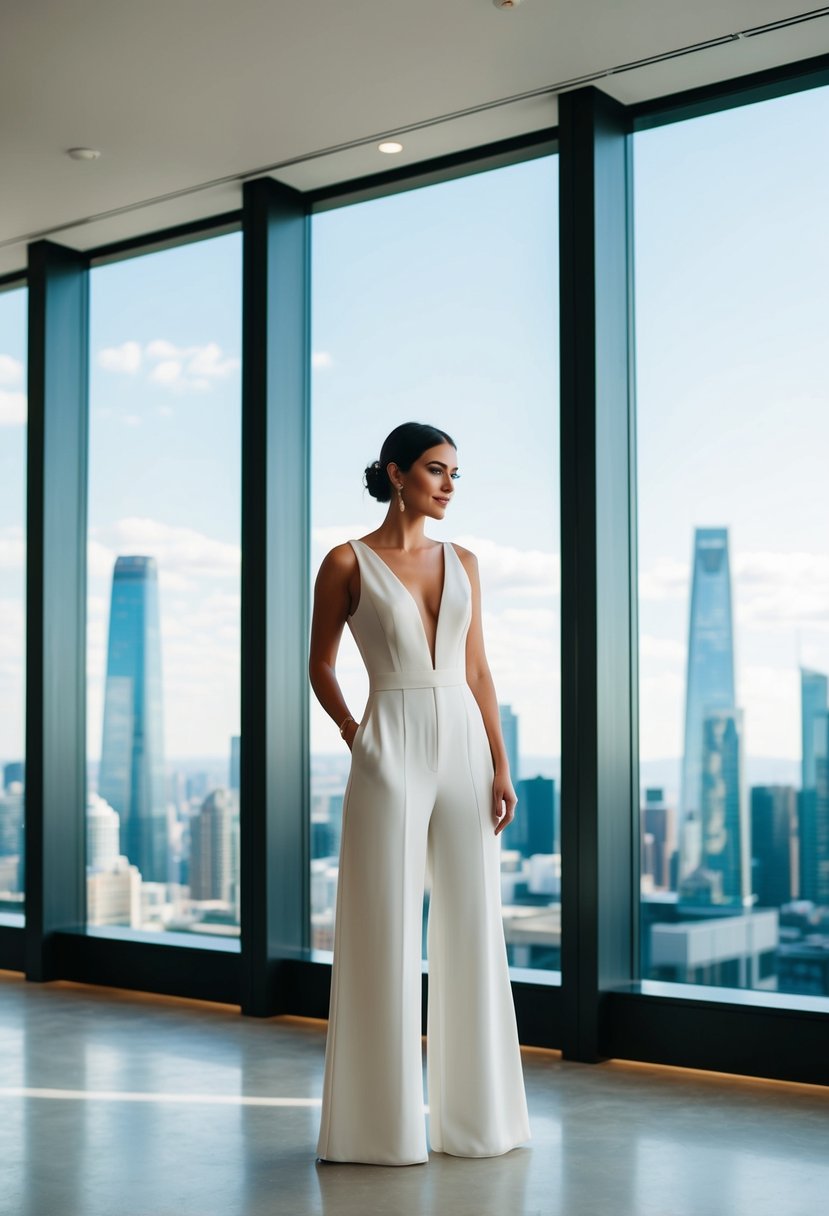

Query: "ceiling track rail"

xmin=2 ymin=6 xmax=829 ymax=253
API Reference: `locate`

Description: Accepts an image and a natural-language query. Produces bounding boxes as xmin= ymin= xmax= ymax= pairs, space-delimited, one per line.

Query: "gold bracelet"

xmin=339 ymin=714 xmax=355 ymax=737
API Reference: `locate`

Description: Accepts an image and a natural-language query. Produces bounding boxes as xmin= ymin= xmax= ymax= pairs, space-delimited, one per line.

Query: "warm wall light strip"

xmin=2 ymin=5 xmax=828 ymax=252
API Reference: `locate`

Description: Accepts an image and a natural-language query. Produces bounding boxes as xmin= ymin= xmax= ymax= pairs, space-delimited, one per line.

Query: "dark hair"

xmin=364 ymin=422 xmax=457 ymax=503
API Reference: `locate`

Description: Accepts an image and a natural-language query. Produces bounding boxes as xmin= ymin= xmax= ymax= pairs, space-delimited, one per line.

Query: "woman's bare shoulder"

xmin=449 ymin=540 xmax=478 ymax=562
xmin=316 ymin=541 xmax=358 ymax=581
xmin=326 ymin=539 xmax=358 ymax=561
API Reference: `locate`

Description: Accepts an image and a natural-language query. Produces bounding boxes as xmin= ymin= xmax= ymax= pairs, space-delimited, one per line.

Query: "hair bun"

xmin=364 ymin=458 xmax=392 ymax=503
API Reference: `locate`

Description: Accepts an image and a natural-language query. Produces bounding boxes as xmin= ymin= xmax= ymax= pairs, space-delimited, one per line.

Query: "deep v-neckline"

xmin=354 ymin=539 xmax=448 ymax=671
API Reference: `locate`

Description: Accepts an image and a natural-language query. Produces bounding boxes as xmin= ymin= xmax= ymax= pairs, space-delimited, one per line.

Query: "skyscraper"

xmin=642 ymin=788 xmax=671 ymax=890
xmin=515 ymin=776 xmax=556 ymax=857
xmin=190 ymin=788 xmax=234 ymax=903
xmin=680 ymin=709 xmax=751 ymax=906
xmin=800 ymin=669 xmax=828 ymax=905
xmin=751 ymin=785 xmax=798 ymax=907
xmin=679 ymin=528 xmax=737 ymax=881
xmin=86 ymin=793 xmax=122 ymax=872
xmin=229 ymin=735 xmax=241 ymax=793
xmin=804 ymin=710 xmax=829 ymax=906
xmin=98 ymin=556 xmax=168 ymax=884
xmin=2 ymin=761 xmax=24 ymax=791
xmin=801 ymin=668 xmax=828 ymax=789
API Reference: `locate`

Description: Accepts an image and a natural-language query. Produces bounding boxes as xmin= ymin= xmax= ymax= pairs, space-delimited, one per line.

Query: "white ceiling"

xmin=1 ymin=0 xmax=828 ymax=276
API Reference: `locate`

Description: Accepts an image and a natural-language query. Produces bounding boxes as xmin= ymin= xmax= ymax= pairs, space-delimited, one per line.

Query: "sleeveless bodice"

xmin=346 ymin=540 xmax=471 ymax=691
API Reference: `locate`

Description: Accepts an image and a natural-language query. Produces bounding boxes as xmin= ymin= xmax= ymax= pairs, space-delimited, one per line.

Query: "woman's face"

xmin=390 ymin=443 xmax=459 ymax=518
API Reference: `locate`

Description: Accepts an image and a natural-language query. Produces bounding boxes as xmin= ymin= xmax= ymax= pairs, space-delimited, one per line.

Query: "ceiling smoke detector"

xmin=66 ymin=147 xmax=102 ymax=161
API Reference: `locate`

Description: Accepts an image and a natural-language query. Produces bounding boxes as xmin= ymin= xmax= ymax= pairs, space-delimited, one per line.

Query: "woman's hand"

xmin=492 ymin=770 xmax=517 ymax=836
xmin=343 ymin=719 xmax=361 ymax=752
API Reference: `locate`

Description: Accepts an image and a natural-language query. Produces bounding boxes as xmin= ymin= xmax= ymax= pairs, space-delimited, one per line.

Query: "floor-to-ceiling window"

xmin=309 ymin=153 xmax=561 ymax=974
xmin=634 ymin=83 xmax=829 ymax=1003
xmin=86 ymin=234 xmax=242 ymax=938
xmin=0 ymin=284 xmax=27 ymax=923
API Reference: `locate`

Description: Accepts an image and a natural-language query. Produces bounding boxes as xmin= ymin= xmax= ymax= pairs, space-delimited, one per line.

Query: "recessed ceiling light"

xmin=66 ymin=147 xmax=102 ymax=161
xmin=378 ymin=141 xmax=403 ymax=155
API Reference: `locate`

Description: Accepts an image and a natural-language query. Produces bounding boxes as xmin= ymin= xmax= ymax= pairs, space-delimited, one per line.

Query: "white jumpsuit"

xmin=316 ymin=538 xmax=531 ymax=1165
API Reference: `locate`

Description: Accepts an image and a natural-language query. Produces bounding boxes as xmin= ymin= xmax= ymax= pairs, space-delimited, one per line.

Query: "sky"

xmin=310 ymin=155 xmax=560 ymax=762
xmin=1 ymin=79 xmax=828 ymax=780
xmin=634 ymin=81 xmax=829 ymax=777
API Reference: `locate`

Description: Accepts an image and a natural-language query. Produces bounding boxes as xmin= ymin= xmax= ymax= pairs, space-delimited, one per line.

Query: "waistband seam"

xmin=369 ymin=667 xmax=466 ymax=691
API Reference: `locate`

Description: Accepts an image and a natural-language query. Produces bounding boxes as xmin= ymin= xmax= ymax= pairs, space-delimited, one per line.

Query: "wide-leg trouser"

xmin=316 ymin=679 xmax=531 ymax=1166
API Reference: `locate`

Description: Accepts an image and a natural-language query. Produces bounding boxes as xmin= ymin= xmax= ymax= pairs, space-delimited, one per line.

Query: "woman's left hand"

xmin=492 ymin=772 xmax=517 ymax=836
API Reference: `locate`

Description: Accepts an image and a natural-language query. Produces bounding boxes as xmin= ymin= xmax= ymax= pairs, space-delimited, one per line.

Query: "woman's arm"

xmin=308 ymin=544 xmax=361 ymax=750
xmin=456 ymin=544 xmax=517 ymax=836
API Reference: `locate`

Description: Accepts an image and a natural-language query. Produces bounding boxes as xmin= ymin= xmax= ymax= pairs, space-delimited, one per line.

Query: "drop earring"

xmin=397 ymin=484 xmax=405 ymax=512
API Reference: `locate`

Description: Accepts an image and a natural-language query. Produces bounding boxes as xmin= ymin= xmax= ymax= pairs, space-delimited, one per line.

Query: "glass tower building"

xmin=804 ymin=710 xmax=829 ymax=906
xmin=801 ymin=668 xmax=828 ymax=790
xmin=698 ymin=708 xmax=750 ymax=905
xmin=799 ymin=668 xmax=828 ymax=904
xmin=679 ymin=528 xmax=737 ymax=882
xmin=97 ymin=556 xmax=168 ymax=884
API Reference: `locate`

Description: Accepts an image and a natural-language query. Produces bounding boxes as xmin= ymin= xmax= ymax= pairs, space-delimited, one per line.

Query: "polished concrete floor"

xmin=1 ymin=970 xmax=827 ymax=1216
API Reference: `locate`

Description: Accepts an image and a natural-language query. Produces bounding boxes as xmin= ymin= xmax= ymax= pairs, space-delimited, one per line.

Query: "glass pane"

xmin=310 ymin=155 xmax=560 ymax=975
xmin=0 ymin=285 xmax=27 ymax=921
xmin=634 ymin=84 xmax=829 ymax=1002
xmin=87 ymin=235 xmax=242 ymax=938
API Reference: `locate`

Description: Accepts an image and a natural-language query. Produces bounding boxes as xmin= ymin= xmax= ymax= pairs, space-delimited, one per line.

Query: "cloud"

xmin=641 ymin=549 xmax=829 ymax=632
xmin=89 ymin=518 xmax=241 ymax=587
xmin=0 ymin=596 xmax=24 ymax=659
xmin=0 ymin=598 xmax=25 ymax=744
xmin=145 ymin=340 xmax=181 ymax=361
xmin=639 ymin=634 xmax=685 ymax=662
xmin=312 ymin=524 xmax=366 ymax=554
xmin=0 ymin=354 xmax=24 ymax=386
xmin=734 ymin=550 xmax=829 ymax=631
xmin=98 ymin=341 xmax=142 ymax=373
xmin=146 ymin=339 xmax=239 ymax=393
xmin=739 ymin=663 xmax=800 ymax=759
xmin=639 ymin=560 xmax=690 ymax=603
xmin=639 ymin=670 xmax=685 ymax=760
xmin=149 ymin=359 xmax=182 ymax=385
xmin=483 ymin=608 xmax=559 ymax=677
xmin=96 ymin=339 xmax=240 ymax=394
xmin=0 ymin=527 xmax=25 ymax=572
xmin=455 ymin=535 xmax=559 ymax=597
xmin=0 ymin=390 xmax=26 ymax=426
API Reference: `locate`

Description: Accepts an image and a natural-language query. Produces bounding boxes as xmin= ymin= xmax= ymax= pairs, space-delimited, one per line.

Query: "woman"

xmin=310 ymin=421 xmax=531 ymax=1166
